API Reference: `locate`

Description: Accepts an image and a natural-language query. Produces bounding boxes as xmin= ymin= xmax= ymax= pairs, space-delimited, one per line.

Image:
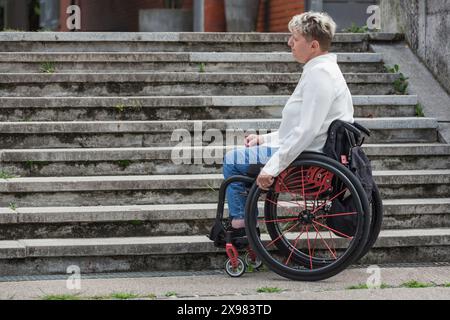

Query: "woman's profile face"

xmin=288 ymin=31 xmax=316 ymax=64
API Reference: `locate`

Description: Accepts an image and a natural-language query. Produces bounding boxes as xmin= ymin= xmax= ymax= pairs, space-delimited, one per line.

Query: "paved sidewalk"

xmin=0 ymin=265 xmax=448 ymax=300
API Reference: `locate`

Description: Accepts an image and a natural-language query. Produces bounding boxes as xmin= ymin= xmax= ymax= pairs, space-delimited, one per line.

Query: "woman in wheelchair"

xmin=210 ymin=12 xmax=383 ymax=280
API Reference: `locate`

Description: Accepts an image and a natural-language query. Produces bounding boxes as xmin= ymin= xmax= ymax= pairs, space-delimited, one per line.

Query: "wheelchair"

xmin=208 ymin=121 xmax=383 ymax=281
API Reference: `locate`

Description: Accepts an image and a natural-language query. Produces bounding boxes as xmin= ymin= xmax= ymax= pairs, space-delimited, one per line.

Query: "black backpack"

xmin=322 ymin=120 xmax=375 ymax=237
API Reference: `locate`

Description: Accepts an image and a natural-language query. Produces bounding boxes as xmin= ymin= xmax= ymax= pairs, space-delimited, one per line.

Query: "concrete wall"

xmin=380 ymin=0 xmax=450 ymax=93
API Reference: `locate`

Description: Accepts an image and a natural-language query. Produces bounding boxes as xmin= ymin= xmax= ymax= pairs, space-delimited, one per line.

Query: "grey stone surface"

xmin=380 ymin=0 xmax=450 ymax=93
xmin=0 ymin=265 xmax=448 ymax=300
xmin=2 ymin=143 xmax=449 ymax=162
xmin=0 ymin=197 xmax=447 ymax=225
xmin=0 ymin=228 xmax=447 ymax=260
xmin=0 ymin=72 xmax=399 ymax=84
xmin=0 ymin=30 xmax=447 ymax=277
xmin=0 ymin=117 xmax=437 ymax=133
xmin=0 ymin=52 xmax=382 ymax=63
xmin=0 ymin=170 xmax=449 ymax=193
xmin=0 ymin=94 xmax=418 ymax=107
xmin=371 ymin=42 xmax=450 ymax=143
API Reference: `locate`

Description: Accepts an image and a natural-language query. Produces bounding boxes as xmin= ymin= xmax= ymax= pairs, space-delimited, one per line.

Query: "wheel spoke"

xmin=265 ymin=222 xmax=301 ymax=249
xmin=260 ymin=217 xmax=299 ymax=224
xmin=312 ymin=220 xmax=353 ymax=239
xmin=284 ymin=226 xmax=305 ymax=266
xmin=306 ymin=225 xmax=313 ymax=270
xmin=279 ymin=177 xmax=303 ymax=207
xmin=315 ymin=211 xmax=358 ymax=219
xmin=312 ymin=223 xmax=337 ymax=260
xmin=264 ymin=197 xmax=301 ymax=217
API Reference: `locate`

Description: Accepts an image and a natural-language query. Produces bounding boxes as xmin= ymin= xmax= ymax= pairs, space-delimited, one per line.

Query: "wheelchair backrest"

xmin=323 ymin=119 xmax=370 ymax=165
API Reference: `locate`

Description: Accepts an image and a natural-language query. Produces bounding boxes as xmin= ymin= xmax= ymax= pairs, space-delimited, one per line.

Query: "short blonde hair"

xmin=288 ymin=11 xmax=337 ymax=51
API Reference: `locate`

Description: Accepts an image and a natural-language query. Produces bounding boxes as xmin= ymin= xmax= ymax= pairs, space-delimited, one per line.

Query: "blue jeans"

xmin=223 ymin=145 xmax=278 ymax=220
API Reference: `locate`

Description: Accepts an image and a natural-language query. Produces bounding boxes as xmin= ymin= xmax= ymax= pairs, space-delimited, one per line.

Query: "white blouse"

xmin=261 ymin=53 xmax=354 ymax=177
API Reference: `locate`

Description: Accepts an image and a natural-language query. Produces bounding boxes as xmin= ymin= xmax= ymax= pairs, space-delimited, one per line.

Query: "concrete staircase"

xmin=0 ymin=32 xmax=448 ymax=276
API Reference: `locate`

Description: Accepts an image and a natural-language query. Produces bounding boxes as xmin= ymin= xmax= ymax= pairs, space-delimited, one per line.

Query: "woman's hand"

xmin=256 ymin=170 xmax=274 ymax=190
xmin=244 ymin=134 xmax=263 ymax=147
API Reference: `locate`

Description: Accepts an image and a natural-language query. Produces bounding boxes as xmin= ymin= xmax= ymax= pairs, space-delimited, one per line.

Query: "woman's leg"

xmin=223 ymin=145 xmax=278 ymax=228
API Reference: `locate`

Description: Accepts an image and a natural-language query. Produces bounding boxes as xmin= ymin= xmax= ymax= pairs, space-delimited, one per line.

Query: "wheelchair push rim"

xmin=245 ymin=156 xmax=370 ymax=281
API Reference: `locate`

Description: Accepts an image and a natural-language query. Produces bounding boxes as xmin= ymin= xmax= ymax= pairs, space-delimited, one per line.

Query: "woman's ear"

xmin=311 ymin=40 xmax=320 ymax=50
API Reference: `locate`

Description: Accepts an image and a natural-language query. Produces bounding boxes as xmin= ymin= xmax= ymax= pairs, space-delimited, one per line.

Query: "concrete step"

xmin=0 ymin=72 xmax=401 ymax=96
xmin=0 ymin=118 xmax=439 ymax=149
xmin=0 ymin=32 xmax=402 ymax=53
xmin=0 ymin=228 xmax=447 ymax=276
xmin=1 ymin=143 xmax=449 ymax=177
xmin=0 ymin=198 xmax=448 ymax=239
xmin=0 ymin=95 xmax=419 ymax=121
xmin=0 ymin=170 xmax=449 ymax=207
xmin=0 ymin=52 xmax=385 ymax=73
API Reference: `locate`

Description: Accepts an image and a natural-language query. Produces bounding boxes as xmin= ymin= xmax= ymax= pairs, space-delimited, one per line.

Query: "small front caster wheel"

xmin=225 ymin=257 xmax=246 ymax=277
xmin=244 ymin=252 xmax=263 ymax=270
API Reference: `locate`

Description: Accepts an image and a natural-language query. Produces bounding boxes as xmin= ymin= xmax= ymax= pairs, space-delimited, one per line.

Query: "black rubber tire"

xmin=244 ymin=153 xmax=371 ymax=281
xmin=356 ymin=183 xmax=383 ymax=261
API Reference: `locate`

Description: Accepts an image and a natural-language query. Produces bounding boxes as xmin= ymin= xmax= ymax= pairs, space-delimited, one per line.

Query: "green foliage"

xmin=114 ymin=100 xmax=142 ymax=113
xmin=117 ymin=160 xmax=131 ymax=169
xmin=401 ymin=280 xmax=434 ymax=288
xmin=114 ymin=103 xmax=126 ymax=112
xmin=256 ymin=287 xmax=283 ymax=293
xmin=385 ymin=64 xmax=409 ymax=94
xmin=347 ymin=283 xmax=369 ymax=290
xmin=415 ymin=103 xmax=425 ymax=117
xmin=9 ymin=202 xmax=17 ymax=211
xmin=40 ymin=61 xmax=56 ymax=73
xmin=199 ymin=63 xmax=206 ymax=73
xmin=41 ymin=294 xmax=81 ymax=300
xmin=343 ymin=23 xmax=369 ymax=33
xmin=0 ymin=170 xmax=15 ymax=179
xmin=109 ymin=292 xmax=140 ymax=300
xmin=130 ymin=220 xmax=143 ymax=226
xmin=165 ymin=291 xmax=178 ymax=297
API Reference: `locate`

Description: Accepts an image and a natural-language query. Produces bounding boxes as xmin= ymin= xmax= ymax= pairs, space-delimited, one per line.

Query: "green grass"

xmin=114 ymin=103 xmax=126 ymax=112
xmin=401 ymin=280 xmax=435 ymax=288
xmin=109 ymin=292 xmax=140 ymax=300
xmin=347 ymin=283 xmax=392 ymax=290
xmin=415 ymin=103 xmax=425 ymax=117
xmin=88 ymin=292 xmax=156 ymax=300
xmin=165 ymin=291 xmax=178 ymax=297
xmin=8 ymin=202 xmax=17 ymax=211
xmin=130 ymin=99 xmax=143 ymax=110
xmin=343 ymin=23 xmax=369 ymax=33
xmin=117 ymin=160 xmax=131 ymax=169
xmin=129 ymin=220 xmax=143 ymax=226
xmin=443 ymin=283 xmax=450 ymax=287
xmin=41 ymin=294 xmax=81 ymax=300
xmin=0 ymin=170 xmax=16 ymax=179
xmin=385 ymin=64 xmax=409 ymax=94
xmin=40 ymin=61 xmax=56 ymax=74
xmin=347 ymin=284 xmax=369 ymax=290
xmin=256 ymin=287 xmax=283 ymax=293
xmin=199 ymin=63 xmax=206 ymax=73
xmin=42 ymin=292 xmax=157 ymax=300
